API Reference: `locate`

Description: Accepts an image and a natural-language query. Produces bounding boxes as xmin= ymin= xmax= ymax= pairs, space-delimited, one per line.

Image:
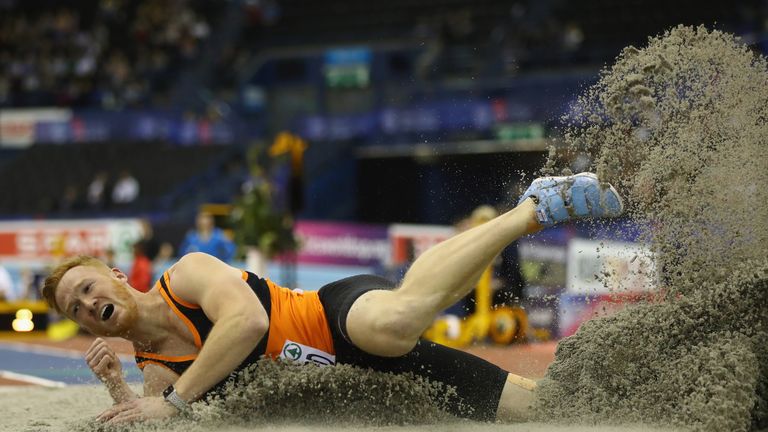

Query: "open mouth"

xmin=100 ymin=304 xmax=115 ymax=321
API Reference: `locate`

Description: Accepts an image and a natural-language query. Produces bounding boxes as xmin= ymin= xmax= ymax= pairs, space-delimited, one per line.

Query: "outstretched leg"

xmin=347 ymin=198 xmax=541 ymax=356
xmin=347 ymin=173 xmax=623 ymax=357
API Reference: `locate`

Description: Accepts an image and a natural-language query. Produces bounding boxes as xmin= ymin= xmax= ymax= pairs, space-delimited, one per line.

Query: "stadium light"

xmin=12 ymin=308 xmax=34 ymax=332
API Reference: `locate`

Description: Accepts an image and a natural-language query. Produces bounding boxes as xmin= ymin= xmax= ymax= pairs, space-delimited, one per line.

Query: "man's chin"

xmin=86 ymin=320 xmax=129 ymax=338
xmin=91 ymin=327 xmax=124 ymax=338
xmin=83 ymin=324 xmax=114 ymax=337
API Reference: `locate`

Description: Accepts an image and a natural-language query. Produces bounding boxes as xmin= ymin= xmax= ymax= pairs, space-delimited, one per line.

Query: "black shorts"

xmin=318 ymin=275 xmax=508 ymax=421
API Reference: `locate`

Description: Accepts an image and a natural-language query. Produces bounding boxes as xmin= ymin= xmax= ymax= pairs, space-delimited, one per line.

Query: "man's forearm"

xmin=105 ymin=377 xmax=138 ymax=404
xmin=172 ymin=315 xmax=265 ymax=402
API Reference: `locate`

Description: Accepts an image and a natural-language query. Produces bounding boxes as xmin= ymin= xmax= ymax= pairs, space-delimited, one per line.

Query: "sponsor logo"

xmin=282 ymin=342 xmax=302 ymax=361
xmin=279 ymin=340 xmax=335 ymax=366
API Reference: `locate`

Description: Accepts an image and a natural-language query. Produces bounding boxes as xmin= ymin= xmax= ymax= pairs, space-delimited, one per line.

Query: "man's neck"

xmin=119 ymin=289 xmax=173 ymax=351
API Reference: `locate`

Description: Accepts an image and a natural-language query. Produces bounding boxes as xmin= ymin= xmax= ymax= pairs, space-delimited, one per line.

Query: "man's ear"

xmin=111 ymin=268 xmax=128 ymax=281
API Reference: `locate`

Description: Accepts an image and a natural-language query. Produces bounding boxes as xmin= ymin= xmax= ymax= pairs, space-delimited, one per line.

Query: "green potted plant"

xmin=230 ymin=145 xmax=298 ymax=275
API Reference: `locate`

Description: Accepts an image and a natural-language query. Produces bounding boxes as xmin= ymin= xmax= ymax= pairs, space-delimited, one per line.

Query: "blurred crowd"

xmin=0 ymin=0 xmax=212 ymax=109
xmin=413 ymin=6 xmax=586 ymax=79
xmin=57 ymin=170 xmax=140 ymax=214
xmin=2 ymin=0 xmax=764 ymax=111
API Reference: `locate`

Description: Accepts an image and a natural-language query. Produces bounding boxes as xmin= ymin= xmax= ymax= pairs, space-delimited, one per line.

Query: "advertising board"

xmin=292 ymin=220 xmax=389 ymax=268
xmin=0 ymin=219 xmax=143 ymax=265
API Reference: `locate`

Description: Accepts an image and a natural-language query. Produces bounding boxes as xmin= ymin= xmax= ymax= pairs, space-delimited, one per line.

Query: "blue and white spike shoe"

xmin=518 ymin=172 xmax=624 ymax=227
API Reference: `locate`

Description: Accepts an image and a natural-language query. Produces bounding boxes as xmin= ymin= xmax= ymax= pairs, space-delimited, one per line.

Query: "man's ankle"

xmin=516 ymin=198 xmax=543 ymax=235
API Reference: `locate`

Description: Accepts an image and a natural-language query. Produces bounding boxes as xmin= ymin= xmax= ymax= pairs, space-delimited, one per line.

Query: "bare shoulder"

xmin=166 ymin=253 xmax=243 ymax=302
xmin=169 ymin=252 xmax=240 ymax=279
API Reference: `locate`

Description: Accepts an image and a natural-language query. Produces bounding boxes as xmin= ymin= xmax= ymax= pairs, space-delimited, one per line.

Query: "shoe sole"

xmin=530 ymin=172 xmax=625 ymax=217
xmin=573 ymin=172 xmax=625 ymax=216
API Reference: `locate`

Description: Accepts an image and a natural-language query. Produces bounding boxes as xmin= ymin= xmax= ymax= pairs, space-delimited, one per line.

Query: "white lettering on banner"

xmin=298 ymin=234 xmax=390 ymax=264
xmin=16 ymin=228 xmax=109 ymax=257
xmin=279 ymin=340 xmax=336 ymax=366
xmin=16 ymin=232 xmax=38 ymax=256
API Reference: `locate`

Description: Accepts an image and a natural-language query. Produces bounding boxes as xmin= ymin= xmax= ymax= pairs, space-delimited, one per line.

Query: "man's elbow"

xmin=239 ymin=314 xmax=269 ymax=341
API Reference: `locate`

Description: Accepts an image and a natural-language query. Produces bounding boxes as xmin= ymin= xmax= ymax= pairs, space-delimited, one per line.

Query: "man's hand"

xmin=85 ymin=338 xmax=123 ymax=385
xmin=97 ymin=397 xmax=179 ymax=424
xmin=86 ymin=338 xmax=138 ymax=404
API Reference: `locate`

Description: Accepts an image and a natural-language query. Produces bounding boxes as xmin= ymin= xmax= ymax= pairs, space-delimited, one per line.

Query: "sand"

xmin=0 ymin=385 xmax=679 ymax=432
xmin=536 ymin=25 xmax=768 ymax=431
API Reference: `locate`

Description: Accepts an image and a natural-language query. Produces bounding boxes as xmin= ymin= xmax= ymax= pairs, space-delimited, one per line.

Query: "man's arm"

xmin=97 ymin=253 xmax=269 ymax=424
xmin=142 ymin=364 xmax=179 ymax=397
xmin=166 ymin=252 xmax=269 ymax=402
xmin=85 ymin=338 xmax=137 ymax=404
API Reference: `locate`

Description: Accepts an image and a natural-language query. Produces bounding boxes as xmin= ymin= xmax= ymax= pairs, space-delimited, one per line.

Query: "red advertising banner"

xmin=0 ymin=233 xmax=16 ymax=256
xmin=0 ymin=220 xmax=142 ymax=262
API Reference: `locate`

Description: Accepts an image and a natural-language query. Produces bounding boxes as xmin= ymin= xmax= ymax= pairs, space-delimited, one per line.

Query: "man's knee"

xmin=368 ymin=304 xmax=424 ymax=355
xmin=347 ymin=292 xmax=426 ymax=357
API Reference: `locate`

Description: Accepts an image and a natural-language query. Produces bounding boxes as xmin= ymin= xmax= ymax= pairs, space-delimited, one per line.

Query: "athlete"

xmin=42 ymin=173 xmax=623 ymax=424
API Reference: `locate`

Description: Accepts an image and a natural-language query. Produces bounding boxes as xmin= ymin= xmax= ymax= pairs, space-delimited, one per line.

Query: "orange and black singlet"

xmin=134 ymin=270 xmax=336 ymax=382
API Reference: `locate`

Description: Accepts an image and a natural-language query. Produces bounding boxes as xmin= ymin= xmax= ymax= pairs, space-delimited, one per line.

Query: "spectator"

xmin=111 ymin=170 xmax=139 ymax=206
xmin=0 ymin=263 xmax=16 ymax=301
xmin=102 ymin=247 xmax=117 ymax=268
xmin=18 ymin=268 xmax=41 ymax=301
xmin=179 ymin=210 xmax=235 ymax=262
xmin=154 ymin=241 xmax=175 ymax=266
xmin=128 ymin=241 xmax=153 ymax=293
xmin=561 ymin=22 xmax=585 ymax=52
xmin=139 ymin=219 xmax=160 ymax=260
xmin=87 ymin=171 xmax=110 ymax=210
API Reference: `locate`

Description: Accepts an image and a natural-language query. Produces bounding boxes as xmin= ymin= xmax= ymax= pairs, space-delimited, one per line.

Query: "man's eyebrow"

xmin=66 ymin=279 xmax=89 ymax=314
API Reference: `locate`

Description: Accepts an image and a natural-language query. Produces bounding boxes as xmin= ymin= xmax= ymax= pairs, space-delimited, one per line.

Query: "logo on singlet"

xmin=279 ymin=340 xmax=335 ymax=366
xmin=282 ymin=343 xmax=302 ymax=361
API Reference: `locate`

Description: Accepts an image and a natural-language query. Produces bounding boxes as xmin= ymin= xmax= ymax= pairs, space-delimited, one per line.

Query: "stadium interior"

xmin=0 ymin=0 xmax=765 ymax=415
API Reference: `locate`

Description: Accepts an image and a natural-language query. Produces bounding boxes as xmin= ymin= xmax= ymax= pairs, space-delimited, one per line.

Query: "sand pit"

xmin=536 ymin=25 xmax=768 ymax=431
xmin=0 ymin=384 xmax=680 ymax=432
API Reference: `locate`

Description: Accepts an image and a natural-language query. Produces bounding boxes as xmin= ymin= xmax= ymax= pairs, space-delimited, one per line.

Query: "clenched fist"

xmin=85 ymin=338 xmax=123 ymax=386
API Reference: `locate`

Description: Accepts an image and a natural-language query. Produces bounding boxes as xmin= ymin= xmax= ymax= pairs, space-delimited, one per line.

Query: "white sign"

xmin=566 ymin=238 xmax=656 ymax=295
xmin=0 ymin=108 xmax=72 ymax=147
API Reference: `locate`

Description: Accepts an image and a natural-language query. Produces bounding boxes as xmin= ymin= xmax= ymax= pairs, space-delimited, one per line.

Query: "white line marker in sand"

xmin=0 ymin=342 xmax=135 ymax=361
xmin=0 ymin=342 xmax=83 ymax=359
xmin=0 ymin=370 xmax=67 ymax=388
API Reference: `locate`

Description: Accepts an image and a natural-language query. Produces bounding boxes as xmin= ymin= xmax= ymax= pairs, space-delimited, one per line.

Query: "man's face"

xmin=197 ymin=213 xmax=213 ymax=231
xmin=54 ymin=265 xmax=138 ymax=337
